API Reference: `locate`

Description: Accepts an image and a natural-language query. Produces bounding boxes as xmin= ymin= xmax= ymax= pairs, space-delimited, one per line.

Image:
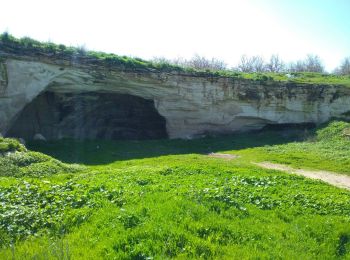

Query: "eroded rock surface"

xmin=1 ymin=57 xmax=350 ymax=140
xmin=0 ymin=59 xmax=8 ymax=94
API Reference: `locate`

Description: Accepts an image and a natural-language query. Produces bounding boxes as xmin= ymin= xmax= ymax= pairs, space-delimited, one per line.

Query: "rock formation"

xmin=1 ymin=48 xmax=350 ymax=140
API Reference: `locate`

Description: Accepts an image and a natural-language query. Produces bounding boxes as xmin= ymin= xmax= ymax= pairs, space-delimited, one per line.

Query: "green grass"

xmin=2 ymin=32 xmax=350 ymax=87
xmin=0 ymin=143 xmax=83 ymax=177
xmin=25 ymin=129 xmax=299 ymax=165
xmin=1 ymin=121 xmax=350 ymax=258
xmin=235 ymin=121 xmax=350 ymax=174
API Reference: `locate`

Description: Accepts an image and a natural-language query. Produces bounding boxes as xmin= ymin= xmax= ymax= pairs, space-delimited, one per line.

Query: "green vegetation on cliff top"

xmin=1 ymin=121 xmax=350 ymax=258
xmin=1 ymin=32 xmax=350 ymax=87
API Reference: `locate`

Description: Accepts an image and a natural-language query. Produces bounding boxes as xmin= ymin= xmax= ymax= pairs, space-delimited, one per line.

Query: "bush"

xmin=5 ymin=151 xmax=52 ymax=167
xmin=0 ymin=149 xmax=83 ymax=177
xmin=0 ymin=137 xmax=25 ymax=154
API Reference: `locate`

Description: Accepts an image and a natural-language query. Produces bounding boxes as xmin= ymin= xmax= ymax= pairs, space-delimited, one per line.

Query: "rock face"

xmin=1 ymin=57 xmax=350 ymax=140
xmin=0 ymin=59 xmax=7 ymax=94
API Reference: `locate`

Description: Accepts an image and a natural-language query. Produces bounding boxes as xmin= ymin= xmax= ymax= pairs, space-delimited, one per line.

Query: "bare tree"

xmin=237 ymin=55 xmax=266 ymax=73
xmin=251 ymin=56 xmax=266 ymax=72
xmin=186 ymin=54 xmax=227 ymax=71
xmin=304 ymin=54 xmax=324 ymax=73
xmin=288 ymin=60 xmax=306 ymax=72
xmin=76 ymin=44 xmax=87 ymax=55
xmin=172 ymin=57 xmax=188 ymax=67
xmin=209 ymin=57 xmax=227 ymax=71
xmin=334 ymin=57 xmax=350 ymax=75
xmin=266 ymin=54 xmax=285 ymax=73
xmin=288 ymin=54 xmax=324 ymax=73
xmin=153 ymin=55 xmax=227 ymax=71
xmin=236 ymin=55 xmax=253 ymax=72
xmin=152 ymin=56 xmax=172 ymax=64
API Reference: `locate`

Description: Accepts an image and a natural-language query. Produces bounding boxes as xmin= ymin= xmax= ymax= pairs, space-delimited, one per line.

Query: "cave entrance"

xmin=7 ymin=91 xmax=168 ymax=140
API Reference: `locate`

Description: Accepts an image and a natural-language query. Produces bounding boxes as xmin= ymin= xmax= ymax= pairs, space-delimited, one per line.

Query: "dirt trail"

xmin=255 ymin=162 xmax=350 ymax=190
xmin=207 ymin=153 xmax=239 ymax=160
xmin=207 ymin=153 xmax=350 ymax=190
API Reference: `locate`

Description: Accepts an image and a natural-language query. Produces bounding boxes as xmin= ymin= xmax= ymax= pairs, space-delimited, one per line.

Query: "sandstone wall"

xmin=1 ymin=58 xmax=350 ymax=139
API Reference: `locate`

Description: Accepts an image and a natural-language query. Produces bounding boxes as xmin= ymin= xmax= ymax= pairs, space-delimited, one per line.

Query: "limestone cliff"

xmin=1 ymin=48 xmax=350 ymax=140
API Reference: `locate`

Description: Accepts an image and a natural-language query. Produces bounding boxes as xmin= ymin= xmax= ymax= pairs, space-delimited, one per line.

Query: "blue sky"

xmin=1 ymin=0 xmax=349 ymax=71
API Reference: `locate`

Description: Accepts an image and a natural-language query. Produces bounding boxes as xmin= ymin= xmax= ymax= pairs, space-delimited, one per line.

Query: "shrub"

xmin=0 ymin=152 xmax=83 ymax=177
xmin=5 ymin=151 xmax=52 ymax=167
xmin=0 ymin=138 xmax=25 ymax=154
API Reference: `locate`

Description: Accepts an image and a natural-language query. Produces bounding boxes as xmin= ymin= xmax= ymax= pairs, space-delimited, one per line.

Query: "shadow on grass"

xmin=27 ymin=128 xmax=315 ymax=165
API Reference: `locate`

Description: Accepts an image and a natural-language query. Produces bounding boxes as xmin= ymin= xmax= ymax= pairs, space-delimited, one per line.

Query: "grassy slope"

xmin=0 ymin=122 xmax=350 ymax=258
xmin=0 ymin=138 xmax=82 ymax=178
xmin=235 ymin=121 xmax=350 ymax=174
xmin=1 ymin=33 xmax=350 ymax=87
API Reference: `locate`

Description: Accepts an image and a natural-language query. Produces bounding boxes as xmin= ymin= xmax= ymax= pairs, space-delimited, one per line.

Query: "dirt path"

xmin=207 ymin=153 xmax=350 ymax=190
xmin=255 ymin=162 xmax=350 ymax=190
xmin=207 ymin=153 xmax=239 ymax=160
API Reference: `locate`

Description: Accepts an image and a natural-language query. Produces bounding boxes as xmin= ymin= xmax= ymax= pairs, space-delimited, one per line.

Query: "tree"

xmin=76 ymin=44 xmax=87 ymax=55
xmin=288 ymin=54 xmax=324 ymax=73
xmin=288 ymin=60 xmax=306 ymax=73
xmin=304 ymin=54 xmax=324 ymax=73
xmin=166 ymin=57 xmax=185 ymax=67
xmin=186 ymin=54 xmax=227 ymax=71
xmin=152 ymin=56 xmax=170 ymax=64
xmin=152 ymin=55 xmax=227 ymax=71
xmin=236 ymin=55 xmax=253 ymax=72
xmin=334 ymin=57 xmax=350 ymax=75
xmin=237 ymin=55 xmax=266 ymax=73
xmin=266 ymin=54 xmax=285 ymax=73
xmin=0 ymin=31 xmax=10 ymax=41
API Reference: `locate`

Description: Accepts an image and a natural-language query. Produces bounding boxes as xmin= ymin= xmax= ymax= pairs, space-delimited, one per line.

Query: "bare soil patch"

xmin=255 ymin=162 xmax=350 ymax=190
xmin=207 ymin=153 xmax=239 ymax=160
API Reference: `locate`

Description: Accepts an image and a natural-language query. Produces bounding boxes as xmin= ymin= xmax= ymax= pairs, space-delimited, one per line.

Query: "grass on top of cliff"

xmin=1 ymin=121 xmax=350 ymax=258
xmin=1 ymin=32 xmax=350 ymax=87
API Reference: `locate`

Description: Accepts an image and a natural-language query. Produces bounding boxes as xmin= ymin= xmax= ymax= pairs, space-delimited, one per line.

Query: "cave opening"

xmin=7 ymin=91 xmax=168 ymax=140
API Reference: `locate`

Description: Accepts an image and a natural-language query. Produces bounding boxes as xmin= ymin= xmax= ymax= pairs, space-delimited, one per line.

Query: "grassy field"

xmin=1 ymin=121 xmax=350 ymax=259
